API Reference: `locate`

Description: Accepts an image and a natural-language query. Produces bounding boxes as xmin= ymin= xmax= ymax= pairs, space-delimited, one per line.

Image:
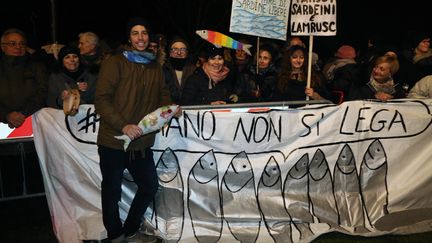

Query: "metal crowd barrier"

xmin=181 ymin=99 xmax=333 ymax=110
xmin=0 ymin=138 xmax=45 ymax=202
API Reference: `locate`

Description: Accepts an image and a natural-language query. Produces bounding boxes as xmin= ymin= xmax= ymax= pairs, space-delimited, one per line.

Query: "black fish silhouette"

xmin=283 ymin=153 xmax=314 ymax=240
xmin=221 ymin=151 xmax=261 ymax=243
xmin=309 ymin=149 xmax=339 ymax=227
xmin=333 ymin=144 xmax=368 ymax=233
xmin=152 ymin=148 xmax=184 ymax=241
xmin=187 ymin=150 xmax=222 ymax=243
xmin=359 ymin=139 xmax=389 ymax=228
xmin=257 ymin=156 xmax=293 ymax=243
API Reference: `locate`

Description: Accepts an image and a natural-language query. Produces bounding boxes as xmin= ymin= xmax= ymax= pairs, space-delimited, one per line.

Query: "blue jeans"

xmin=98 ymin=146 xmax=158 ymax=239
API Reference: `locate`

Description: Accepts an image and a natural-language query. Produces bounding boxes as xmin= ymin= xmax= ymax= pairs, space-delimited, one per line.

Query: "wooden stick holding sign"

xmin=306 ymin=35 xmax=313 ymax=101
xmin=256 ymin=37 xmax=260 ymax=74
xmin=290 ymin=0 xmax=337 ymax=101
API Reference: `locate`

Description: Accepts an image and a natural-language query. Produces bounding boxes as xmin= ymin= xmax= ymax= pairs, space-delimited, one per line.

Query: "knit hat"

xmin=125 ymin=17 xmax=151 ymax=37
xmin=411 ymin=33 xmax=430 ymax=48
xmin=168 ymin=36 xmax=189 ymax=51
xmin=336 ymin=45 xmax=356 ymax=59
xmin=205 ymin=45 xmax=224 ymax=59
xmin=58 ymin=46 xmax=80 ymax=61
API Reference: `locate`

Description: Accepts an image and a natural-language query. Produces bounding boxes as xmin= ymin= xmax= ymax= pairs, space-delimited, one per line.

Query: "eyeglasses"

xmin=1 ymin=41 xmax=26 ymax=48
xmin=170 ymin=47 xmax=187 ymax=53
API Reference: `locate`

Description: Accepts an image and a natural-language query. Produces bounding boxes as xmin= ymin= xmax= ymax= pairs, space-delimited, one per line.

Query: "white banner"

xmin=230 ymin=0 xmax=291 ymax=40
xmin=290 ymin=0 xmax=337 ymax=36
xmin=33 ymin=101 xmax=432 ymax=242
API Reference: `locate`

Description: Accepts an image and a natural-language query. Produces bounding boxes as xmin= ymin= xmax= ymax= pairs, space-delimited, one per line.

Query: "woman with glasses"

xmin=0 ymin=28 xmax=48 ymax=128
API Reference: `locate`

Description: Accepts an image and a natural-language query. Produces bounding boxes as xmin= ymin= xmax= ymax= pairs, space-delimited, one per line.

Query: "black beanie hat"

xmin=205 ymin=45 xmax=224 ymax=59
xmin=125 ymin=17 xmax=151 ymax=37
xmin=169 ymin=36 xmax=189 ymax=50
xmin=58 ymin=46 xmax=80 ymax=61
xmin=411 ymin=32 xmax=430 ymax=48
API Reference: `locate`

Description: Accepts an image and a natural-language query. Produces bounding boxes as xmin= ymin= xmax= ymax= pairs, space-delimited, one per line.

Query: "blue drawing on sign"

xmin=231 ymin=8 xmax=286 ymax=40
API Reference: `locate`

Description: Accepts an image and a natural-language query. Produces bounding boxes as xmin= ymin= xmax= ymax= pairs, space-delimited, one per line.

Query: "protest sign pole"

xmin=306 ymin=35 xmax=314 ymax=100
xmin=256 ymin=37 xmax=260 ymax=74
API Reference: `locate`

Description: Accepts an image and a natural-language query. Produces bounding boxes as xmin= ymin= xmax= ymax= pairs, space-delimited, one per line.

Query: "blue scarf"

xmin=123 ymin=50 xmax=156 ymax=64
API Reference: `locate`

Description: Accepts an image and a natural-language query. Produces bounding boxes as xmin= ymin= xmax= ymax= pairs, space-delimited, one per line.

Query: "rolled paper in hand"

xmin=115 ymin=105 xmax=180 ymax=151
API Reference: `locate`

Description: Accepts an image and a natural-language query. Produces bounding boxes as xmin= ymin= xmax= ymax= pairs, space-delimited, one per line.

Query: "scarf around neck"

xmin=413 ymin=48 xmax=432 ymax=64
xmin=123 ymin=50 xmax=156 ymax=64
xmin=368 ymin=75 xmax=396 ymax=94
xmin=202 ymin=62 xmax=229 ymax=89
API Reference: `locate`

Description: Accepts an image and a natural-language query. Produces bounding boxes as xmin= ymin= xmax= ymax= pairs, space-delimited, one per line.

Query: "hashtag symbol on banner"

xmin=77 ymin=107 xmax=100 ymax=133
xmin=78 ymin=108 xmax=100 ymax=133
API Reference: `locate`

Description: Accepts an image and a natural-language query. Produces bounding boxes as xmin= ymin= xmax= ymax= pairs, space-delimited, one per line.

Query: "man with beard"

xmin=163 ymin=37 xmax=196 ymax=104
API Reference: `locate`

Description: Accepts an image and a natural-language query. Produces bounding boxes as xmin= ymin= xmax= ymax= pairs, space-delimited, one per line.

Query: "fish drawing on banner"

xmin=283 ymin=153 xmax=314 ymax=240
xmin=151 ymin=148 xmax=184 ymax=242
xmin=333 ymin=144 xmax=369 ymax=233
xmin=308 ymin=149 xmax=340 ymax=227
xmin=221 ymin=151 xmax=261 ymax=242
xmin=359 ymin=139 xmax=389 ymax=227
xmin=257 ymin=156 xmax=293 ymax=243
xmin=187 ymin=150 xmax=222 ymax=243
xmin=195 ymin=30 xmax=252 ymax=55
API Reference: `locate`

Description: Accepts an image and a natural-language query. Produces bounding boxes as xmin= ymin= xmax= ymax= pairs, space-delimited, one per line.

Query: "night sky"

xmin=1 ymin=0 xmax=429 ymax=60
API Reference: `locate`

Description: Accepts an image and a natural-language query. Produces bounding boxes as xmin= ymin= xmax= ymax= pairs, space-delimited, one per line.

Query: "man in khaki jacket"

xmin=94 ymin=17 xmax=173 ymax=243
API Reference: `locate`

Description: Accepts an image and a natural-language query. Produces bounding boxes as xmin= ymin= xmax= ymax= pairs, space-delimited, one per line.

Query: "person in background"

xmin=0 ymin=28 xmax=48 ymax=128
xmin=274 ymin=45 xmax=329 ymax=102
xmin=147 ymin=34 xmax=166 ymax=66
xmin=78 ymin=31 xmax=106 ymax=73
xmin=46 ymin=46 xmax=97 ymax=108
xmin=163 ymin=36 xmax=196 ymax=104
xmin=399 ymin=33 xmax=432 ymax=88
xmin=407 ymin=75 xmax=432 ymax=98
xmin=285 ymin=36 xmax=321 ymax=71
xmin=194 ymin=48 xmax=207 ymax=68
xmin=227 ymin=38 xmax=253 ymax=91
xmin=94 ymin=17 xmax=175 ymax=243
xmin=181 ymin=45 xmax=237 ymax=105
xmin=236 ymin=43 xmax=278 ymax=102
xmin=323 ymin=45 xmax=363 ymax=102
xmin=348 ymin=55 xmax=405 ymax=101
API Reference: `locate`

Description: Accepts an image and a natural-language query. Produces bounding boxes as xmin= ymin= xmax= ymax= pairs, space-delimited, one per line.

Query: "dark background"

xmin=1 ymin=0 xmax=430 ymax=60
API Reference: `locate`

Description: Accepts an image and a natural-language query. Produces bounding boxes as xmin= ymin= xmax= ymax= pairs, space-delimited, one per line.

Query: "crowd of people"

xmin=2 ymin=25 xmax=432 ymax=119
xmin=1 ymin=17 xmax=432 ymax=243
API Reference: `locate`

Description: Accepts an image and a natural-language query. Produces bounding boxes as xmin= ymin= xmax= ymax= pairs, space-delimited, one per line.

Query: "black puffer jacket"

xmin=236 ymin=64 xmax=278 ymax=103
xmin=181 ymin=67 xmax=234 ymax=105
